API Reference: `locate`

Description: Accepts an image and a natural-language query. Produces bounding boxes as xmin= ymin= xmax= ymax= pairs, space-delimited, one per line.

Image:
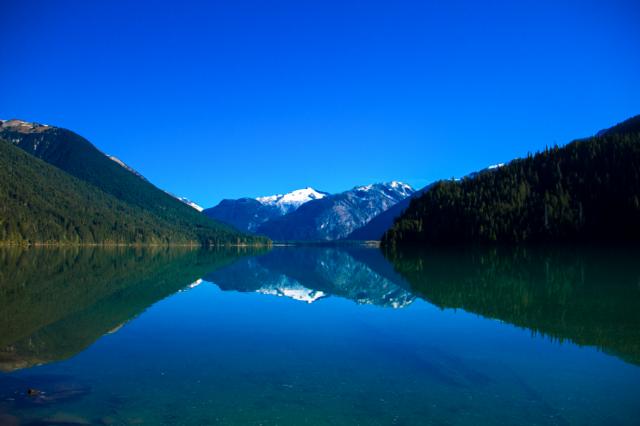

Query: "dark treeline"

xmin=382 ymin=115 xmax=640 ymax=246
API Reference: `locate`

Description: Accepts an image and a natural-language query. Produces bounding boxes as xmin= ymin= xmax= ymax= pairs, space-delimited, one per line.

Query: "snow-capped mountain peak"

xmin=354 ymin=181 xmax=414 ymax=198
xmin=387 ymin=181 xmax=414 ymax=197
xmin=257 ymin=181 xmax=416 ymax=240
xmin=256 ymin=187 xmax=328 ymax=214
xmin=389 ymin=180 xmax=412 ymax=190
xmin=205 ymin=180 xmax=414 ymax=239
xmin=355 ymin=184 xmax=374 ymax=192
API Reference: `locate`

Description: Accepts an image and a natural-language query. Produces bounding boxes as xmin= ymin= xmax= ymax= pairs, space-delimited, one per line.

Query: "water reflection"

xmin=0 ymin=247 xmax=258 ymax=372
xmin=0 ymin=245 xmax=639 ymax=425
xmin=1 ymin=245 xmax=639 ymax=371
xmin=384 ymin=245 xmax=640 ymax=366
xmin=206 ymin=247 xmax=415 ymax=308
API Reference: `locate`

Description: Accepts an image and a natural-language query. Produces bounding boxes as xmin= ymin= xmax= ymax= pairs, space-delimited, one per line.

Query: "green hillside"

xmin=382 ymin=115 xmax=640 ymax=246
xmin=0 ymin=121 xmax=268 ymax=245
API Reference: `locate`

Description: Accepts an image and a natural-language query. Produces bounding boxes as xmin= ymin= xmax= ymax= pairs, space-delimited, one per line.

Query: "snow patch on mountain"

xmin=176 ymin=197 xmax=204 ymax=212
xmin=257 ymin=181 xmax=416 ymax=241
xmin=108 ymin=155 xmax=148 ymax=181
xmin=389 ymin=180 xmax=414 ymax=194
xmin=162 ymin=189 xmax=205 ymax=212
xmin=256 ymin=187 xmax=328 ymax=214
xmin=466 ymin=163 xmax=507 ymax=180
xmin=355 ymin=181 xmax=413 ymax=198
xmin=188 ymin=279 xmax=204 ymax=289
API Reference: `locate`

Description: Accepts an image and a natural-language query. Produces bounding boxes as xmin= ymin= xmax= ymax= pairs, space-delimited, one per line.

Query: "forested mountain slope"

xmin=0 ymin=120 xmax=266 ymax=245
xmin=382 ymin=115 xmax=640 ymax=246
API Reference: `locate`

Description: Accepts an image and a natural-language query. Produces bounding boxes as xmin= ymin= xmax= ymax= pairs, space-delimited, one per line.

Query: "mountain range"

xmin=0 ymin=119 xmax=265 ymax=246
xmin=3 ymin=114 xmax=639 ymax=246
xmin=203 ymin=187 xmax=327 ymax=232
xmin=205 ymin=182 xmax=414 ymax=241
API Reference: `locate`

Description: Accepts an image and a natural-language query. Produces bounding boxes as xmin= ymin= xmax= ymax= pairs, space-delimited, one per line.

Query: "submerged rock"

xmin=27 ymin=388 xmax=41 ymax=396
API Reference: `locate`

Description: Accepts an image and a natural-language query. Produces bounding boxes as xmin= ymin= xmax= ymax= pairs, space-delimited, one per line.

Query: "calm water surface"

xmin=0 ymin=246 xmax=638 ymax=425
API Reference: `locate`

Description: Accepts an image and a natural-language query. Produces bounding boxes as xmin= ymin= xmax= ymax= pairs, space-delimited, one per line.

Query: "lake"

xmin=0 ymin=246 xmax=639 ymax=425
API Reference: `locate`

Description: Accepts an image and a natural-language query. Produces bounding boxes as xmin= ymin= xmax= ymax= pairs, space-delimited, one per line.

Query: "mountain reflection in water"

xmin=205 ymin=247 xmax=416 ymax=308
xmin=0 ymin=245 xmax=639 ymax=372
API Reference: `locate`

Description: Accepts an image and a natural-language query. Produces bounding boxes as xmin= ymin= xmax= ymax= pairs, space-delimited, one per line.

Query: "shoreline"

xmin=0 ymin=242 xmax=272 ymax=248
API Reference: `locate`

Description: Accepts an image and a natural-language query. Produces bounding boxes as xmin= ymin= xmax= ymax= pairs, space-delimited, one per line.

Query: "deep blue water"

xmin=0 ymin=246 xmax=638 ymax=425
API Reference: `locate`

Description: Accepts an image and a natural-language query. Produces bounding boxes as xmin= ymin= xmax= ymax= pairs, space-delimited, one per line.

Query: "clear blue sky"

xmin=2 ymin=0 xmax=639 ymax=207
